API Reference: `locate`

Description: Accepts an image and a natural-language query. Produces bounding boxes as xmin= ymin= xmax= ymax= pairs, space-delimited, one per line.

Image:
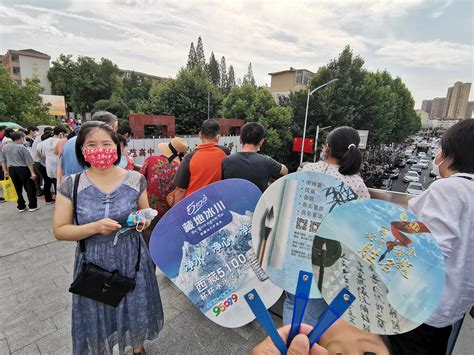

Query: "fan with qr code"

xmin=250 ymin=171 xmax=359 ymax=298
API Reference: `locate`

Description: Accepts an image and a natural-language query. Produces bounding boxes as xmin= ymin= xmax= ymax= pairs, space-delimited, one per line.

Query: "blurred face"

xmin=83 ymin=128 xmax=117 ymax=152
xmin=109 ymin=121 xmax=119 ymax=133
xmin=319 ymin=319 xmax=390 ymax=355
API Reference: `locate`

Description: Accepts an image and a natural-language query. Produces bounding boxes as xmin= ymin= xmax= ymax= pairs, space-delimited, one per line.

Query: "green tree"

xmin=47 ymin=54 xmax=76 ymax=104
xmin=219 ymin=56 xmax=228 ymax=94
xmin=0 ymin=66 xmax=54 ymax=127
xmin=222 ymin=84 xmax=292 ymax=162
xmin=288 ymin=45 xmax=419 ymax=152
xmin=195 ymin=36 xmax=206 ymax=69
xmin=48 ymin=55 xmax=119 ymax=113
xmin=186 ymin=42 xmax=197 ymax=70
xmin=207 ymin=51 xmax=220 ymax=87
xmin=140 ymin=68 xmax=222 ymax=134
xmin=242 ymin=62 xmax=256 ymax=87
xmin=228 ymin=65 xmax=236 ymax=88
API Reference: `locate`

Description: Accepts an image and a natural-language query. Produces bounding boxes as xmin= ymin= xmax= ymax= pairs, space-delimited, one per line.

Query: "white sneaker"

xmin=29 ymin=207 xmax=40 ymax=212
xmin=18 ymin=208 xmax=27 ymax=212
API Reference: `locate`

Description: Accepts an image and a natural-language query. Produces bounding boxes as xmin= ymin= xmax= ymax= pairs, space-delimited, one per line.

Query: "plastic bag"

xmin=1 ymin=178 xmax=18 ymax=202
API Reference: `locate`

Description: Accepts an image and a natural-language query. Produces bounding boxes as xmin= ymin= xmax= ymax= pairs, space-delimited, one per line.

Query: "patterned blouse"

xmin=302 ymin=161 xmax=370 ymax=199
xmin=140 ymin=155 xmax=180 ymax=218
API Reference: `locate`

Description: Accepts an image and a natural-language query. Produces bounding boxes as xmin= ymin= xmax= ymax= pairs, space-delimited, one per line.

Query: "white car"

xmin=418 ymin=152 xmax=427 ymax=158
xmin=405 ymin=149 xmax=413 ymax=157
xmin=404 ymin=171 xmax=420 ymax=183
xmin=418 ymin=159 xmax=430 ymax=169
xmin=406 ymin=182 xmax=424 ymax=196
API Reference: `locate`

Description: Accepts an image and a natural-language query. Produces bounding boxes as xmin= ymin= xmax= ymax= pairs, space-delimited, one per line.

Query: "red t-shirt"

xmin=173 ymin=142 xmax=230 ymax=197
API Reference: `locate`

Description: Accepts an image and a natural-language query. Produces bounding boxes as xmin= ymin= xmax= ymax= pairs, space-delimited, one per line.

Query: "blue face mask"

xmin=118 ymin=155 xmax=128 ymax=168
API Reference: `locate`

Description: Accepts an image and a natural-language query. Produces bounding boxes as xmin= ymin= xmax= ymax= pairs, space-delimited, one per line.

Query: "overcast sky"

xmin=1 ymin=0 xmax=472 ymax=107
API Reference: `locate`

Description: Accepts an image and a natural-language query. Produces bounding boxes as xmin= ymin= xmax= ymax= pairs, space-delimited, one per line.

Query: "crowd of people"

xmin=0 ymin=113 xmax=472 ymax=355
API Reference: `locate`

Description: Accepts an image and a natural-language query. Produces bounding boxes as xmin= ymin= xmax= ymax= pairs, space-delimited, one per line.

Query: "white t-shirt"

xmin=36 ymin=137 xmax=60 ymax=179
xmin=302 ymin=161 xmax=370 ymax=199
xmin=408 ymin=173 xmax=474 ymax=327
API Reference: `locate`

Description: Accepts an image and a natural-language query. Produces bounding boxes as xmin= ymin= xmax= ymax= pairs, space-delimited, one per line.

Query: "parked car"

xmin=406 ymin=182 xmax=424 ymax=196
xmin=410 ymin=164 xmax=423 ymax=174
xmin=389 ymin=168 xmax=400 ymax=179
xmin=430 ymin=169 xmax=437 ymax=177
xmin=418 ymin=159 xmax=430 ymax=169
xmin=404 ymin=171 xmax=420 ymax=183
xmin=404 ymin=149 xmax=413 ymax=157
xmin=406 ymin=156 xmax=418 ymax=164
xmin=396 ymin=159 xmax=407 ymax=168
xmin=418 ymin=152 xmax=427 ymax=158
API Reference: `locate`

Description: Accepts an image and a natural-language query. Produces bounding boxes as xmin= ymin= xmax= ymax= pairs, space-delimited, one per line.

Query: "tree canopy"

xmin=139 ymin=67 xmax=222 ymax=134
xmin=222 ymin=84 xmax=292 ymax=162
xmin=0 ymin=66 xmax=54 ymax=127
xmin=284 ymin=46 xmax=420 ymax=152
xmin=48 ymin=55 xmax=119 ymax=113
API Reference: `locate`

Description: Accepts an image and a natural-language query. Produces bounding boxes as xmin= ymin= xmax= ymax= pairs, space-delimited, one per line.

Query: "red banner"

xmin=293 ymin=137 xmax=314 ymax=153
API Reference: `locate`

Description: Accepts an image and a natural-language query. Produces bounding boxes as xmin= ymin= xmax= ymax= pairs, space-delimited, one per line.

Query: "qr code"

xmin=296 ymin=217 xmax=308 ymax=231
xmin=309 ymin=221 xmax=320 ymax=233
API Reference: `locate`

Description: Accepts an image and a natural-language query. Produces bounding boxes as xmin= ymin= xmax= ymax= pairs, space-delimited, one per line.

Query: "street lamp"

xmin=313 ymin=125 xmax=332 ymax=162
xmin=299 ymin=78 xmax=339 ymax=167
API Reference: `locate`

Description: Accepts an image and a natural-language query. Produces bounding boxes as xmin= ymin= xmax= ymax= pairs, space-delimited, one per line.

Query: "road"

xmin=391 ymin=160 xmax=435 ymax=193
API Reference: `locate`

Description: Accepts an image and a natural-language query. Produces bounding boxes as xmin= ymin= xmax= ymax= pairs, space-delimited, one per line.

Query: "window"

xmin=295 ymin=70 xmax=311 ymax=85
xmin=12 ymin=55 xmax=19 ymax=62
xmin=13 ymin=67 xmax=20 ymax=75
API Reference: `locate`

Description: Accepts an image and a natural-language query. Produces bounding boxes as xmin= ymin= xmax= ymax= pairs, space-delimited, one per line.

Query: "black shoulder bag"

xmin=68 ymin=173 xmax=140 ymax=307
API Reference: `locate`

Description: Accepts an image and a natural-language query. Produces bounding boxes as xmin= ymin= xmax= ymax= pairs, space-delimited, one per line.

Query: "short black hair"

xmin=41 ymin=131 xmax=53 ymax=141
xmin=326 ymin=126 xmax=363 ymax=176
xmin=10 ymin=131 xmax=25 ymax=141
xmin=43 ymin=127 xmax=53 ymax=133
xmin=441 ymin=119 xmax=474 ymax=173
xmin=241 ymin=122 xmax=265 ymax=145
xmin=27 ymin=126 xmax=38 ymax=133
xmin=53 ymin=126 xmax=68 ymax=136
xmin=91 ymin=111 xmax=118 ymax=126
xmin=200 ymin=119 xmax=221 ymax=139
xmin=0 ymin=125 xmax=6 ymax=132
xmin=118 ymin=124 xmax=133 ymax=137
xmin=116 ymin=133 xmax=127 ymax=147
xmin=75 ymin=121 xmax=121 ymax=168
xmin=4 ymin=128 xmax=14 ymax=139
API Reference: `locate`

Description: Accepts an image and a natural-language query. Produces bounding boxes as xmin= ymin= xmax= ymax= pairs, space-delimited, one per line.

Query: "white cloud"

xmin=376 ymin=40 xmax=472 ymax=69
xmin=1 ymin=0 xmax=472 ymax=107
xmin=432 ymin=0 xmax=453 ymax=18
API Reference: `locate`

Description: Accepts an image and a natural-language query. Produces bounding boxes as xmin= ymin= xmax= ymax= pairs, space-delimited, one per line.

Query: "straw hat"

xmin=158 ymin=137 xmax=189 ymax=163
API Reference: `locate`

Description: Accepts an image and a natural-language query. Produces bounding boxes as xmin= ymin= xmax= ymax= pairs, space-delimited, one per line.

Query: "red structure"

xmin=128 ymin=114 xmax=176 ymax=138
xmin=218 ymin=118 xmax=246 ymax=135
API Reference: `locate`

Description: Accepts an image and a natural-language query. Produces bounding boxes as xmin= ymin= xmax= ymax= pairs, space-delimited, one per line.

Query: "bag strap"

xmin=72 ymin=173 xmax=87 ymax=254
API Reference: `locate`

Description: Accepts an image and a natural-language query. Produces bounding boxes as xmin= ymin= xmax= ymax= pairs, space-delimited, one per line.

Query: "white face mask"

xmin=432 ymin=151 xmax=445 ymax=177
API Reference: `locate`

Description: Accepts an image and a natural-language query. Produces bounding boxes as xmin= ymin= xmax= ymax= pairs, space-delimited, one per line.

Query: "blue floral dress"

xmin=59 ymin=170 xmax=164 ymax=355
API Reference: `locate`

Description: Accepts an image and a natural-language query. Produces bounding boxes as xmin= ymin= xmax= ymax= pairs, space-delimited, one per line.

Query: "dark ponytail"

xmin=326 ymin=126 xmax=363 ymax=175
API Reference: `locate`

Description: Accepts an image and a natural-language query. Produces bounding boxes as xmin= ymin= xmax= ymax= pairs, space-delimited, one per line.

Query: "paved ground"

xmin=0 ymin=196 xmax=472 ymax=354
xmin=0 ymin=199 xmax=275 ymax=355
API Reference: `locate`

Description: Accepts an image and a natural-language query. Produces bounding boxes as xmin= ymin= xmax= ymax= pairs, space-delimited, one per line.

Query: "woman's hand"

xmin=93 ymin=218 xmax=121 ymax=234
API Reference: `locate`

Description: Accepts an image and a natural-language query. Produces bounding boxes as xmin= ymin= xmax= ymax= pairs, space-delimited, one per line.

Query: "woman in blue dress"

xmin=53 ymin=121 xmax=163 ymax=354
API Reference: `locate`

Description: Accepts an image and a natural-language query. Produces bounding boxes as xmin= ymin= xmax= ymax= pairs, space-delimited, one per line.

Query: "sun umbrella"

xmin=0 ymin=122 xmax=24 ymax=129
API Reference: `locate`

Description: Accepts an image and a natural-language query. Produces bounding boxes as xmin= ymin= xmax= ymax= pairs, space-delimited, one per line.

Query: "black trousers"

xmin=36 ymin=164 xmax=55 ymax=202
xmin=388 ymin=323 xmax=452 ymax=355
xmin=33 ymin=161 xmax=44 ymax=193
xmin=9 ymin=166 xmax=37 ymax=209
